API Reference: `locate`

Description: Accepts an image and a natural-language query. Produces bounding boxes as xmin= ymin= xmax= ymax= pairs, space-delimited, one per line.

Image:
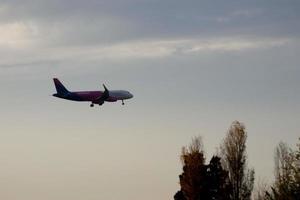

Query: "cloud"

xmin=0 ymin=0 xmax=299 ymax=43
xmin=215 ymin=9 xmax=262 ymax=23
xmin=0 ymin=36 xmax=293 ymax=70
xmin=185 ymin=38 xmax=290 ymax=53
xmin=231 ymin=9 xmax=262 ymax=18
xmin=0 ymin=0 xmax=298 ymax=70
xmin=0 ymin=22 xmax=38 ymax=48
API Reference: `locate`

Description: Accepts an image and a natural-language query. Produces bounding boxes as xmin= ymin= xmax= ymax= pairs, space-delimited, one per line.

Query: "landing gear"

xmin=90 ymin=103 xmax=94 ymax=107
xmin=122 ymin=100 xmax=125 ymax=105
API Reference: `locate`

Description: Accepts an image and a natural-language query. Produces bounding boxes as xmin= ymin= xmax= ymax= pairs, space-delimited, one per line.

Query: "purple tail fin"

xmin=53 ymin=78 xmax=69 ymax=94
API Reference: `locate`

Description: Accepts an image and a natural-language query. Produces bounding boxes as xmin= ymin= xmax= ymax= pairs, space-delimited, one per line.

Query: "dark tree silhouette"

xmin=219 ymin=121 xmax=255 ymax=200
xmin=177 ymin=136 xmax=207 ymax=200
xmin=174 ymin=191 xmax=187 ymax=200
xmin=265 ymin=138 xmax=300 ymax=200
xmin=206 ymin=156 xmax=232 ymax=200
xmin=174 ymin=136 xmax=232 ymax=200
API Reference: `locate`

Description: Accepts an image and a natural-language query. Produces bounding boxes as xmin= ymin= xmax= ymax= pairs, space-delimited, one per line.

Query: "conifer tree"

xmin=174 ymin=136 xmax=232 ymax=200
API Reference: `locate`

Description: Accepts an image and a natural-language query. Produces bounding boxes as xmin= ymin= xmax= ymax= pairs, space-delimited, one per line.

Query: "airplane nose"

xmin=129 ymin=93 xmax=134 ymax=98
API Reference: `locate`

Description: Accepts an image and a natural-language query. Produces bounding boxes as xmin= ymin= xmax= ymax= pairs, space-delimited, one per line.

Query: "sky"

xmin=0 ymin=0 xmax=299 ymax=199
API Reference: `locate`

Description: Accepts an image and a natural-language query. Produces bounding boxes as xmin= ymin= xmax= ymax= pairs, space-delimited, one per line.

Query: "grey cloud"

xmin=0 ymin=37 xmax=294 ymax=70
xmin=0 ymin=0 xmax=299 ymax=47
xmin=0 ymin=0 xmax=299 ymax=71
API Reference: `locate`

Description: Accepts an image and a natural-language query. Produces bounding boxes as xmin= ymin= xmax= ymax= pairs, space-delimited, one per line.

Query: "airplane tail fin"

xmin=53 ymin=78 xmax=69 ymax=94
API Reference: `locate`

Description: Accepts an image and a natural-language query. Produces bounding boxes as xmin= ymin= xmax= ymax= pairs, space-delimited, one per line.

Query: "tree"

xmin=220 ymin=121 xmax=255 ymax=200
xmin=177 ymin=136 xmax=207 ymax=200
xmin=174 ymin=136 xmax=232 ymax=200
xmin=174 ymin=191 xmax=187 ymax=200
xmin=252 ymin=179 xmax=269 ymax=200
xmin=293 ymin=138 xmax=300 ymax=197
xmin=274 ymin=142 xmax=294 ymax=195
xmin=206 ymin=156 xmax=232 ymax=200
xmin=265 ymin=139 xmax=300 ymax=200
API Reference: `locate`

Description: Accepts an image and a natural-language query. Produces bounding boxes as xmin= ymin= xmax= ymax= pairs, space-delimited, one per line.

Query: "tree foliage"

xmin=220 ymin=121 xmax=255 ymax=200
xmin=173 ymin=122 xmax=300 ymax=200
xmin=265 ymin=138 xmax=300 ymax=200
xmin=174 ymin=136 xmax=232 ymax=200
xmin=253 ymin=179 xmax=269 ymax=200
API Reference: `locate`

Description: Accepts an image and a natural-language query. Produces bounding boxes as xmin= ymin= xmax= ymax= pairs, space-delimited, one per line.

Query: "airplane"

xmin=52 ymin=78 xmax=133 ymax=107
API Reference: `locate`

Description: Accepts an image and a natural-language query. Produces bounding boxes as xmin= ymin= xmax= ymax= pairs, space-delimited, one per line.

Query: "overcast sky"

xmin=0 ymin=0 xmax=299 ymax=200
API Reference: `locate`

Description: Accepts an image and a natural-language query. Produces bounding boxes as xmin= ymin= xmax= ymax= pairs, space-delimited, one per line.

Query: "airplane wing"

xmin=95 ymin=84 xmax=109 ymax=102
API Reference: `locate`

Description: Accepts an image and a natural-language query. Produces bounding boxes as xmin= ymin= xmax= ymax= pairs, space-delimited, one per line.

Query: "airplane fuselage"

xmin=53 ymin=90 xmax=133 ymax=102
xmin=52 ymin=78 xmax=133 ymax=107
